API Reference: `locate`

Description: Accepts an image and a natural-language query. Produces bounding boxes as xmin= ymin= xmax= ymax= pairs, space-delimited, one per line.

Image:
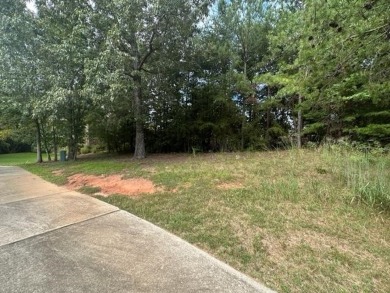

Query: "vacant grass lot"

xmin=0 ymin=152 xmax=37 ymax=165
xmin=11 ymin=148 xmax=390 ymax=292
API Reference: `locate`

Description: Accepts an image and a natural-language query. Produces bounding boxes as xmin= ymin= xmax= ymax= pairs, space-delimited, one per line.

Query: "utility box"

xmin=60 ymin=150 xmax=67 ymax=162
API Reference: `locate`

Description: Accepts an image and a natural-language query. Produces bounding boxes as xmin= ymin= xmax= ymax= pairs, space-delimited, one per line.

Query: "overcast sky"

xmin=26 ymin=0 xmax=37 ymax=13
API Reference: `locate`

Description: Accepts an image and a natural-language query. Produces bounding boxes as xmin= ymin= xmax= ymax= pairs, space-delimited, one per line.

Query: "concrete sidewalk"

xmin=0 ymin=166 xmax=275 ymax=293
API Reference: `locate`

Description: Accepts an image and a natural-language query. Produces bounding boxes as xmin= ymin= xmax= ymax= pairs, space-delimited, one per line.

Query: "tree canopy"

xmin=1 ymin=0 xmax=389 ymax=158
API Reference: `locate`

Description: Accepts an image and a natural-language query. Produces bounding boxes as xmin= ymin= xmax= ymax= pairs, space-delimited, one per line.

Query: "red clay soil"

xmin=67 ymin=174 xmax=157 ymax=196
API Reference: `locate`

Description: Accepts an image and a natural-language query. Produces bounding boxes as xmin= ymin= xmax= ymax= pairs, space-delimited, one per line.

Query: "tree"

xmin=203 ymin=0 xmax=272 ymax=150
xmin=3 ymin=0 xmax=388 ymax=157
xmin=0 ymin=0 xmax=47 ymax=161
xmin=34 ymin=0 xmax=94 ymax=160
xmin=297 ymin=0 xmax=390 ymax=144
xmin=85 ymin=0 xmax=211 ymax=158
xmin=262 ymin=0 xmax=390 ymax=145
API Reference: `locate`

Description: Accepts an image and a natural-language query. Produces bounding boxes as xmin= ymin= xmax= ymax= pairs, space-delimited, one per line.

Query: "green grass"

xmin=8 ymin=149 xmax=390 ymax=293
xmin=77 ymin=185 xmax=101 ymax=195
xmin=0 ymin=152 xmax=37 ymax=165
xmin=334 ymin=150 xmax=390 ymax=210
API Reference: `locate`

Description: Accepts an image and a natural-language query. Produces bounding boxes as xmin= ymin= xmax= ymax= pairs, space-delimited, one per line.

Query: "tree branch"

xmin=140 ymin=67 xmax=157 ymax=74
xmin=346 ymin=23 xmax=388 ymax=41
xmin=138 ymin=29 xmax=156 ymax=70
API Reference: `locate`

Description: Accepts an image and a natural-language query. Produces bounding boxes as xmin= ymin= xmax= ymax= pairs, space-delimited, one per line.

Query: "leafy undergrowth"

xmin=21 ymin=149 xmax=390 ymax=293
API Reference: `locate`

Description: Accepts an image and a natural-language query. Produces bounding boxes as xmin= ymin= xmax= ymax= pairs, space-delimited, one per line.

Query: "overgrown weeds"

xmin=323 ymin=145 xmax=390 ymax=212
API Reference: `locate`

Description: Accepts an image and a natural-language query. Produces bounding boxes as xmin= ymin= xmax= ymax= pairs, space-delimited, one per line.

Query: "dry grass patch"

xmin=51 ymin=169 xmax=64 ymax=176
xmin=216 ymin=181 xmax=244 ymax=190
xmin=22 ymin=149 xmax=390 ymax=293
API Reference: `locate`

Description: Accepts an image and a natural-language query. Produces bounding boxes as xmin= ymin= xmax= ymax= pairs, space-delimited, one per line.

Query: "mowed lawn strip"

xmin=15 ymin=149 xmax=390 ymax=293
xmin=0 ymin=152 xmax=37 ymax=165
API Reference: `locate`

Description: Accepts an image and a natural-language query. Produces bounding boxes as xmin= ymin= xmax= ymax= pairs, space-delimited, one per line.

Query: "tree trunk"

xmin=241 ymin=115 xmax=245 ymax=151
xmin=85 ymin=124 xmax=90 ymax=146
xmin=133 ymin=74 xmax=146 ymax=159
xmin=67 ymin=128 xmax=77 ymax=160
xmin=68 ymin=134 xmax=78 ymax=160
xmin=297 ymin=94 xmax=302 ymax=149
xmin=35 ymin=120 xmax=43 ymax=163
xmin=53 ymin=125 xmax=58 ymax=161
xmin=67 ymin=104 xmax=80 ymax=161
xmin=41 ymin=123 xmax=51 ymax=161
xmin=266 ymin=86 xmax=271 ymax=131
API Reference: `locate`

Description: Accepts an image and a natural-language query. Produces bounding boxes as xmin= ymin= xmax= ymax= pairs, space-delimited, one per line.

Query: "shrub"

xmin=80 ymin=145 xmax=92 ymax=154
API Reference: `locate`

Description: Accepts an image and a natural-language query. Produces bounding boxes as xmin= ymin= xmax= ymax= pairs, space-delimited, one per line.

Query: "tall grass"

xmin=324 ymin=145 xmax=390 ymax=212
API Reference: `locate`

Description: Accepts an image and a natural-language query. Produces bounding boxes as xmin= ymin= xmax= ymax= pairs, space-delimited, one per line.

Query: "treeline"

xmin=1 ymin=0 xmax=389 ymax=159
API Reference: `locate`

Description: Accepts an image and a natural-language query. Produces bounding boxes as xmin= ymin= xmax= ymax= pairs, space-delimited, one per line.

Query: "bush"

xmin=80 ymin=145 xmax=92 ymax=154
xmin=0 ymin=138 xmax=31 ymax=154
xmin=92 ymin=144 xmax=106 ymax=153
xmin=0 ymin=140 xmax=10 ymax=154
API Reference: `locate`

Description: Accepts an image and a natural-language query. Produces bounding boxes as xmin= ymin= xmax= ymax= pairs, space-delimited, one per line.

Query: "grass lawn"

xmin=0 ymin=152 xmax=37 ymax=165
xmin=13 ymin=148 xmax=390 ymax=292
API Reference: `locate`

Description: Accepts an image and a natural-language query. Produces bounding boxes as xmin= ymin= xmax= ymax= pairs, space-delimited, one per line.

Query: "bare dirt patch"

xmin=216 ymin=182 xmax=244 ymax=190
xmin=67 ymin=174 xmax=157 ymax=196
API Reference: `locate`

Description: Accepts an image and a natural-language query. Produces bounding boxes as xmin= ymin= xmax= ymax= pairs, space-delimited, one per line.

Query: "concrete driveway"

xmin=0 ymin=166 xmax=275 ymax=293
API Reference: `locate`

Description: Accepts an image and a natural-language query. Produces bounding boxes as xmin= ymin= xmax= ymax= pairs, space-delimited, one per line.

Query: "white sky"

xmin=26 ymin=1 xmax=37 ymax=13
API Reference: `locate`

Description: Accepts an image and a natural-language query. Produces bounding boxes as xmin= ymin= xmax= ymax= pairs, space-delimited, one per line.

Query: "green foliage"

xmin=355 ymin=124 xmax=390 ymax=139
xmin=261 ymin=0 xmax=390 ymax=146
xmin=303 ymin=122 xmax=326 ymax=136
xmin=1 ymin=0 xmax=388 ymax=155
xmin=80 ymin=145 xmax=92 ymax=155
